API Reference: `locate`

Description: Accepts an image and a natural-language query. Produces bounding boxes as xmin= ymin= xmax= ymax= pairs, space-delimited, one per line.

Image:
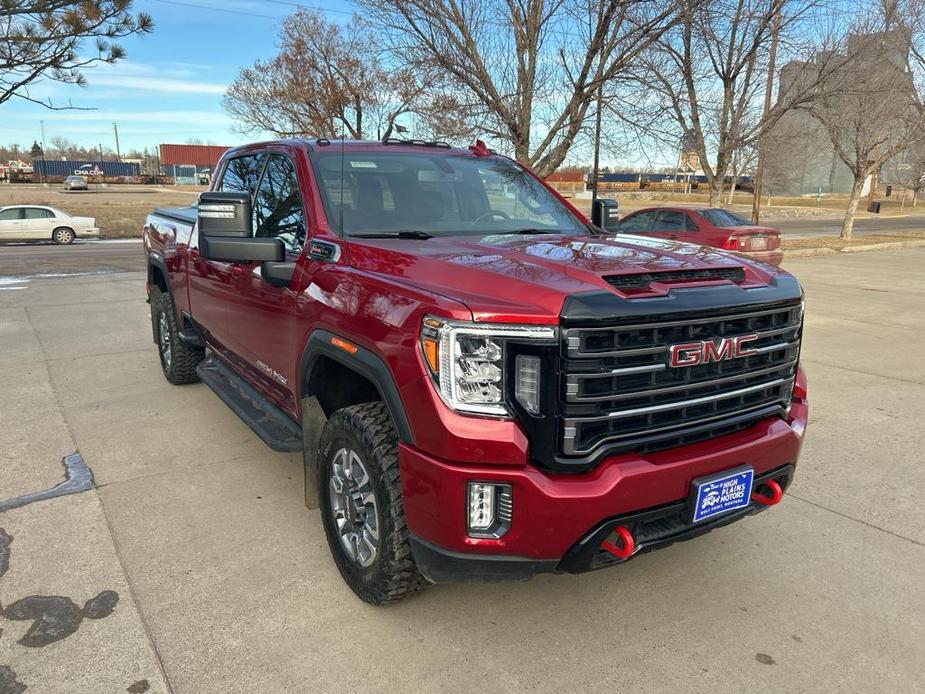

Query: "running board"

xmin=196 ymin=358 xmax=303 ymax=452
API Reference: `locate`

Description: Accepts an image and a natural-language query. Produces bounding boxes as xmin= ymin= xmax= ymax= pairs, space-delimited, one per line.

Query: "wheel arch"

xmin=147 ymin=253 xmax=170 ymax=294
xmin=299 ymin=330 xmax=414 ymax=444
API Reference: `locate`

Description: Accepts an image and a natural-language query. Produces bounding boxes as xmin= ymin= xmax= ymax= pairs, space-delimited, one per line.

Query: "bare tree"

xmin=882 ymin=141 xmax=925 ymax=207
xmin=224 ymin=10 xmax=430 ymax=140
xmin=0 ymin=1 xmax=152 ymax=109
xmin=802 ymin=8 xmax=925 ymax=237
xmin=624 ymin=0 xmax=852 ymax=205
xmin=357 ymin=0 xmax=689 ymax=176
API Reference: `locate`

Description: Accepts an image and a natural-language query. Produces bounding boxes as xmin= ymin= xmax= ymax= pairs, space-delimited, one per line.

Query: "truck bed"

xmin=152 ymin=205 xmax=197 ymax=225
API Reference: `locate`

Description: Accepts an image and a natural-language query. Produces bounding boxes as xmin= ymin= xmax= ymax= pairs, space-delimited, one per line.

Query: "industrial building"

xmin=158 ymin=144 xmax=231 ymax=184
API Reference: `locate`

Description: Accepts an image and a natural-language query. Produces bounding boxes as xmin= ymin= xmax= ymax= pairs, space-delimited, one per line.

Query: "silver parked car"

xmin=63 ymin=175 xmax=89 ymax=191
xmin=0 ymin=205 xmax=100 ymax=244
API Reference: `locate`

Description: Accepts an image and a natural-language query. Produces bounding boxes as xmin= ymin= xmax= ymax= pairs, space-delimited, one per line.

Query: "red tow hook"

xmin=601 ymin=526 xmax=635 ymax=559
xmin=752 ymin=479 xmax=784 ymax=506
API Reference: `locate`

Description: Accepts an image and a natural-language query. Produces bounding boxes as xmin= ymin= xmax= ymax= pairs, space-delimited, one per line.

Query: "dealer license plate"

xmin=690 ymin=466 xmax=754 ymax=523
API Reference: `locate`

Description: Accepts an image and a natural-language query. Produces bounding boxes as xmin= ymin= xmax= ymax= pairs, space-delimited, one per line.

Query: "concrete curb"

xmin=785 ymin=239 xmax=925 ymax=258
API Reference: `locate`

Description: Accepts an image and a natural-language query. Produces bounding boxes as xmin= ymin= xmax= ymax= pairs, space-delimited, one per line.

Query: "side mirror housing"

xmin=197 ymin=191 xmax=285 ymax=263
xmin=592 ymin=197 xmax=620 ymax=233
xmin=198 ymin=191 xmax=252 ymax=237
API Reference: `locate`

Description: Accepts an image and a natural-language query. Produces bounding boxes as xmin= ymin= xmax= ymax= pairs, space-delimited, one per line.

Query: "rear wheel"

xmin=52 ymin=227 xmax=75 ymax=244
xmin=153 ymin=290 xmax=203 ymax=384
xmin=318 ymin=402 xmax=429 ymax=605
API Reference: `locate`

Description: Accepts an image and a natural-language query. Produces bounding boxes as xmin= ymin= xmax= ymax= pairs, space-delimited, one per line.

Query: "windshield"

xmin=699 ymin=208 xmax=753 ymax=228
xmin=311 ymin=151 xmax=588 ymax=237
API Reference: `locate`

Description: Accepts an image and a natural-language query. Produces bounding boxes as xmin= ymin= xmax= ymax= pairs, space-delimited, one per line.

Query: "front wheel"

xmin=318 ymin=402 xmax=429 ymax=605
xmin=52 ymin=227 xmax=75 ymax=244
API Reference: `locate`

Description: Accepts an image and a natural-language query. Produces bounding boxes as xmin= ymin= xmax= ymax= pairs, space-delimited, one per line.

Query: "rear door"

xmin=0 ymin=207 xmax=25 ymax=240
xmin=21 ymin=208 xmax=55 ymax=240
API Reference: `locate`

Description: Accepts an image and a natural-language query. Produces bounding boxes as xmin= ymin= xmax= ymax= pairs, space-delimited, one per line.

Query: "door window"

xmin=619 ymin=211 xmax=656 ymax=233
xmin=0 ymin=208 xmax=21 ymax=221
xmin=23 ymin=208 xmax=53 ymax=219
xmin=218 ymin=154 xmax=266 ymax=198
xmin=252 ymin=155 xmax=306 ymax=252
xmin=653 ymin=211 xmax=686 ymax=233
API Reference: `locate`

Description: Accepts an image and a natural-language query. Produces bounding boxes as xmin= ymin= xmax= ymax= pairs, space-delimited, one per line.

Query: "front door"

xmin=222 ymin=152 xmax=310 ymax=416
xmin=0 ymin=207 xmax=25 ymax=240
xmin=188 ymin=153 xmax=266 ymax=352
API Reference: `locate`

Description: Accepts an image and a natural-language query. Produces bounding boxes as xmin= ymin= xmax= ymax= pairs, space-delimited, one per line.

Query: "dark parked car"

xmin=619 ymin=206 xmax=783 ymax=266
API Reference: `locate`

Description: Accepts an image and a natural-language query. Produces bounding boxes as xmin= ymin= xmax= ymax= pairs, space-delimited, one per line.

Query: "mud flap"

xmin=300 ymin=396 xmax=327 ymax=510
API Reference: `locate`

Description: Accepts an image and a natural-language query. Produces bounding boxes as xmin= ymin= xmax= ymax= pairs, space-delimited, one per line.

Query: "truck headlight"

xmin=420 ymin=316 xmax=556 ymax=416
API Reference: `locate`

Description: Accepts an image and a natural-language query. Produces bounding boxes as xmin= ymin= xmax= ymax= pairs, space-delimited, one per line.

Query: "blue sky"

xmin=3 ymin=0 xmax=357 ymax=152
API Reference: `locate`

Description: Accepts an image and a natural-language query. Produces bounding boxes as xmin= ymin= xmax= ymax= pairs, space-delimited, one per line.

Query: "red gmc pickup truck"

xmin=143 ymin=138 xmax=808 ymax=605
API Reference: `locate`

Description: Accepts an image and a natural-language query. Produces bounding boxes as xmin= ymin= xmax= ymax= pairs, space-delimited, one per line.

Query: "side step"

xmin=196 ymin=358 xmax=303 ymax=452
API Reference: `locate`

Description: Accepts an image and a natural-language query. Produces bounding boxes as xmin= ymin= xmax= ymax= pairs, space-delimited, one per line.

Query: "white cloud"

xmin=86 ymin=75 xmax=226 ymax=94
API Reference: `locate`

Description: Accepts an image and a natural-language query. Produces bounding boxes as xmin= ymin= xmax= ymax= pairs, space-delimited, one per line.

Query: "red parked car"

xmin=619 ymin=206 xmax=783 ymax=266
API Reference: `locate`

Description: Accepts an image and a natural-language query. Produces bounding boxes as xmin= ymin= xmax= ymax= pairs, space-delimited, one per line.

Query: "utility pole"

xmin=113 ymin=122 xmax=121 ymax=161
xmin=751 ymin=7 xmax=781 ymax=224
xmin=591 ymin=82 xmax=603 ymax=206
xmin=39 ymin=120 xmax=47 ymax=185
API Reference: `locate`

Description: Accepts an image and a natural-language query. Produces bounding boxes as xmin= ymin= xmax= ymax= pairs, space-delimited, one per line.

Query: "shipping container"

xmin=158 ymin=144 xmax=230 ymax=168
xmin=33 ymin=159 xmax=140 ymax=178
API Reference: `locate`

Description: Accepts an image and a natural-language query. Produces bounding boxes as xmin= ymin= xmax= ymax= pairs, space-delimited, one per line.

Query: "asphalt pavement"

xmin=0 ymin=250 xmax=923 ymax=693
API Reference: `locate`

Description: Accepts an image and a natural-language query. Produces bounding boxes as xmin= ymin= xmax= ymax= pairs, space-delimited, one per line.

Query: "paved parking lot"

xmin=0 ymin=250 xmax=923 ymax=693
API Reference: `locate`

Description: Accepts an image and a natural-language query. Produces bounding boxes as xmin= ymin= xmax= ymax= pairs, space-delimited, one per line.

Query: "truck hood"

xmin=346 ymin=233 xmax=794 ymax=322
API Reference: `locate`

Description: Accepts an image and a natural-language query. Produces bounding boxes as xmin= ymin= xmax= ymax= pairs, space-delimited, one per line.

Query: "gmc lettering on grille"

xmin=668 ymin=334 xmax=759 ymax=368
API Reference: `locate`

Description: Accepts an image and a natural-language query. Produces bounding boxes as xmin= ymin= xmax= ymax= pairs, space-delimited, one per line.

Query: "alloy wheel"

xmin=328 ymin=447 xmax=380 ymax=568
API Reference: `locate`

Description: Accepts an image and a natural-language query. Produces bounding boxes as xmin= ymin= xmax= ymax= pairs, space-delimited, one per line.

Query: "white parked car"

xmin=0 ymin=205 xmax=100 ymax=244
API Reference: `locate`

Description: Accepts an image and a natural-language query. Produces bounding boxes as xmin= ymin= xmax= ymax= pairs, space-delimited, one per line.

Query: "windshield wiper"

xmin=349 ymin=230 xmax=434 ymax=239
xmin=496 ymin=228 xmax=554 ymax=235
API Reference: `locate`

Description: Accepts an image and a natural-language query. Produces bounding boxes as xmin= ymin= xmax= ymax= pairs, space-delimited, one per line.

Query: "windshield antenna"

xmin=338 ymin=121 xmax=345 ymax=238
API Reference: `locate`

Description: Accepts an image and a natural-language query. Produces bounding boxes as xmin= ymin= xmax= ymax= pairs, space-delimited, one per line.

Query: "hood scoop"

xmin=604 ymin=267 xmax=746 ymax=291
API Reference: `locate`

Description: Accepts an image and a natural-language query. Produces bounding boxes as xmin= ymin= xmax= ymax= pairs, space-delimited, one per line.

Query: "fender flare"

xmin=147 ymin=251 xmax=170 ymax=294
xmin=298 ymin=330 xmax=414 ymax=444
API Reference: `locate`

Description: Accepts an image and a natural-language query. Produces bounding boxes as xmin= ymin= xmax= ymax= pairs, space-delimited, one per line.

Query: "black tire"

xmin=318 ymin=402 xmax=429 ymax=605
xmin=153 ymin=289 xmax=203 ymax=384
xmin=52 ymin=227 xmax=75 ymax=244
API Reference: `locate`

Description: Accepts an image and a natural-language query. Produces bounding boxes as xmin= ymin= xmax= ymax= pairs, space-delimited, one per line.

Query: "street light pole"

xmin=751 ymin=8 xmax=781 ymax=224
xmin=591 ymin=82 xmax=603 ymax=206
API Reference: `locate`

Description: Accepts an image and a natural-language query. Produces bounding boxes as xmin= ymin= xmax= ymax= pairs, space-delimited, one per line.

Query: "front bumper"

xmin=401 ymin=399 xmax=807 ymax=583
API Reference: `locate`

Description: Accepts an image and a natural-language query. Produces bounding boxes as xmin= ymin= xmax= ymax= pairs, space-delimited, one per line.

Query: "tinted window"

xmin=218 ymin=154 xmax=266 ymax=198
xmin=619 ymin=211 xmax=656 ymax=233
xmin=700 ymin=209 xmax=752 ymax=227
xmin=23 ymin=208 xmax=53 ymax=219
xmin=653 ymin=211 xmax=686 ymax=232
xmin=253 ymin=155 xmax=306 ymax=252
xmin=0 ymin=208 xmax=20 ymax=221
xmin=312 ymin=152 xmax=587 ymax=237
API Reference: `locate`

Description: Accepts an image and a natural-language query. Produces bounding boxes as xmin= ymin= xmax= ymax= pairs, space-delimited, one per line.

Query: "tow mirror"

xmin=197 ymin=191 xmax=284 ymax=263
xmin=592 ymin=197 xmax=620 ymax=234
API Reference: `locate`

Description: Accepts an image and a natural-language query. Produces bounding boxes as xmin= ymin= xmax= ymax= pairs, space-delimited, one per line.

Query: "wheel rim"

xmin=328 ymin=447 xmax=380 ymax=568
xmin=54 ymin=229 xmax=71 ymax=243
xmin=158 ymin=312 xmax=172 ymax=369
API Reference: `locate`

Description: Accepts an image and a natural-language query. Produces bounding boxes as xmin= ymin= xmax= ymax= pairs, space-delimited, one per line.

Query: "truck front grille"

xmin=559 ymin=300 xmax=802 ymax=459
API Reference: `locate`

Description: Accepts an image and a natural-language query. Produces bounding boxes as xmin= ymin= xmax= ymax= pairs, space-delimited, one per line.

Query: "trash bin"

xmin=592 ymin=198 xmax=620 ymax=232
xmin=868 ymin=201 xmax=881 ymax=214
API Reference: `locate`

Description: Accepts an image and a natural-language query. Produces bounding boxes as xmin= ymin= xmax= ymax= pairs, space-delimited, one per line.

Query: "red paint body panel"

xmin=400 ymin=393 xmax=808 ymax=560
xmin=143 ymin=139 xmax=809 ymax=575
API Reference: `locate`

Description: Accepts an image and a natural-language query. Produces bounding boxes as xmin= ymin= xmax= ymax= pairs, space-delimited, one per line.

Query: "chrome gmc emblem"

xmin=668 ymin=334 xmax=759 ymax=368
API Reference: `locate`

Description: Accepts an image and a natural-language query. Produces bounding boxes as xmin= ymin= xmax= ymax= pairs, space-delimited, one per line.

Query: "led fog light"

xmin=467 ymin=482 xmax=512 ymax=538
